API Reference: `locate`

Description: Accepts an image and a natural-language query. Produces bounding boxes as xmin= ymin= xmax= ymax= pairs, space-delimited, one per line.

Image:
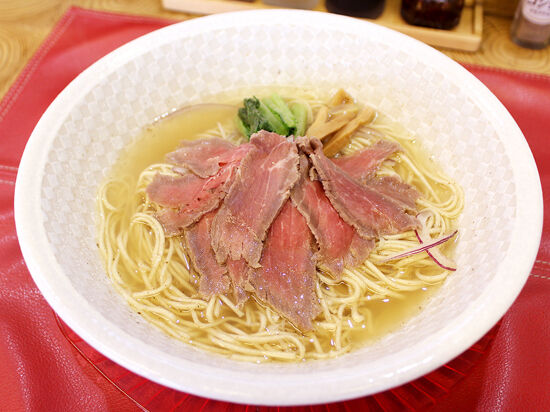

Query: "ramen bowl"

xmin=14 ymin=9 xmax=542 ymax=406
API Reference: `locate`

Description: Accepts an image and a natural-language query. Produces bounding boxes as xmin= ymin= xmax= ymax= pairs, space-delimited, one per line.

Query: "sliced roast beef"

xmin=302 ymin=138 xmax=419 ymax=239
xmin=167 ymin=138 xmax=253 ymax=178
xmin=226 ymin=258 xmax=249 ymax=305
xmin=366 ymin=175 xmax=420 ymax=211
xmin=248 ymin=201 xmax=320 ymax=331
xmin=331 ymin=140 xmax=401 ymax=182
xmin=210 ymin=131 xmax=299 ymax=267
xmin=331 ymin=140 xmax=419 ymax=209
xmin=291 ymin=155 xmax=374 ymax=278
xmin=184 ymin=211 xmax=230 ymax=298
xmin=146 ymin=165 xmax=234 ymax=235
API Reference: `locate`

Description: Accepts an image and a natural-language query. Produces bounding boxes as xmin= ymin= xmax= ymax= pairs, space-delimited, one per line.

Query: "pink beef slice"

xmin=146 ymin=165 xmax=235 ymax=235
xmin=366 ymin=175 xmax=420 ymax=211
xmin=302 ymin=138 xmax=419 ymax=239
xmin=226 ymin=258 xmax=250 ymax=305
xmin=184 ymin=211 xmax=230 ymax=298
xmin=248 ymin=200 xmax=321 ymax=331
xmin=210 ymin=131 xmax=299 ymax=268
xmin=331 ymin=140 xmax=401 ymax=182
xmin=166 ymin=138 xmax=253 ymax=178
xmin=291 ymin=155 xmax=374 ymax=279
xmin=185 ymin=211 xmax=250 ymax=304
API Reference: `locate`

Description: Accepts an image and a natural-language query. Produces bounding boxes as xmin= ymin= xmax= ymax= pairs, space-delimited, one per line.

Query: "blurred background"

xmin=1 ymin=0 xmax=550 ymax=102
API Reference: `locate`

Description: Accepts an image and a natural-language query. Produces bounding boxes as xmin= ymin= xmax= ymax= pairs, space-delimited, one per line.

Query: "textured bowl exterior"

xmin=14 ymin=10 xmax=542 ymax=406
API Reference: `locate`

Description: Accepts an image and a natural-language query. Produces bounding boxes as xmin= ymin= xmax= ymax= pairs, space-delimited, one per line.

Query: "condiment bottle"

xmin=510 ymin=0 xmax=550 ymax=49
xmin=325 ymin=0 xmax=386 ymax=19
xmin=401 ymin=0 xmax=464 ymax=30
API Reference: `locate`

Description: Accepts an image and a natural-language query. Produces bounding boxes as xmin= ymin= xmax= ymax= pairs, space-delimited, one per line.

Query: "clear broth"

xmin=103 ymin=95 xmax=448 ymax=360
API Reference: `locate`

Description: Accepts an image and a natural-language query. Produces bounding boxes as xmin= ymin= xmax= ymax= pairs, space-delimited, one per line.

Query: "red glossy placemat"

xmin=1 ymin=7 xmax=549 ymax=411
xmin=54 ymin=314 xmax=497 ymax=411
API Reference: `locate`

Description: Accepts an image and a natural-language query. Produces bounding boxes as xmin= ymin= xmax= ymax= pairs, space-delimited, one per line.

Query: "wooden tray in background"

xmin=162 ymin=0 xmax=483 ymax=52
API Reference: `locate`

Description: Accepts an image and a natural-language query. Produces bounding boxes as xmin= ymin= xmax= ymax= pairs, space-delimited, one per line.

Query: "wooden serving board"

xmin=162 ymin=0 xmax=483 ymax=52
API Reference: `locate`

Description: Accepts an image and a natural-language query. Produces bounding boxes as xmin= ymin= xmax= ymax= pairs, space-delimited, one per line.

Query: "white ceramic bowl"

xmin=14 ymin=10 xmax=542 ymax=406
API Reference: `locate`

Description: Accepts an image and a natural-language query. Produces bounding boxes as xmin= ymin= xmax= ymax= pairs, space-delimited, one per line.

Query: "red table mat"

xmin=1 ymin=7 xmax=549 ymax=411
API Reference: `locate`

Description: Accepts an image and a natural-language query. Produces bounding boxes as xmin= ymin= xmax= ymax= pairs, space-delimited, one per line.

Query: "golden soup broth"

xmin=98 ymin=92 xmax=461 ymax=362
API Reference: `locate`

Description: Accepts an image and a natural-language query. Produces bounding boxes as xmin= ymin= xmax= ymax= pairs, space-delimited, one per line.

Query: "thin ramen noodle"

xmin=97 ymin=90 xmax=463 ymax=362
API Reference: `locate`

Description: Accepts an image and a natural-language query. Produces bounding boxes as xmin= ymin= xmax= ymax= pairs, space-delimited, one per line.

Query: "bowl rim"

xmin=14 ymin=9 xmax=543 ymax=406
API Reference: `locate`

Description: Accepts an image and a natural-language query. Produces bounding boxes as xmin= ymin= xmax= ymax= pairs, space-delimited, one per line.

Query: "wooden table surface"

xmin=1 ymin=0 xmax=550 ymax=101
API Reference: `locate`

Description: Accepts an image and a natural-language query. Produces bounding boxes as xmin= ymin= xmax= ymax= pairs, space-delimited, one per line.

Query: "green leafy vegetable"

xmin=290 ymin=103 xmax=308 ymax=137
xmin=257 ymin=99 xmax=289 ymax=136
xmin=237 ymin=94 xmax=305 ymax=139
xmin=235 ymin=115 xmax=250 ymax=139
xmin=237 ymin=97 xmax=263 ymax=138
xmin=263 ymin=93 xmax=296 ymax=130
